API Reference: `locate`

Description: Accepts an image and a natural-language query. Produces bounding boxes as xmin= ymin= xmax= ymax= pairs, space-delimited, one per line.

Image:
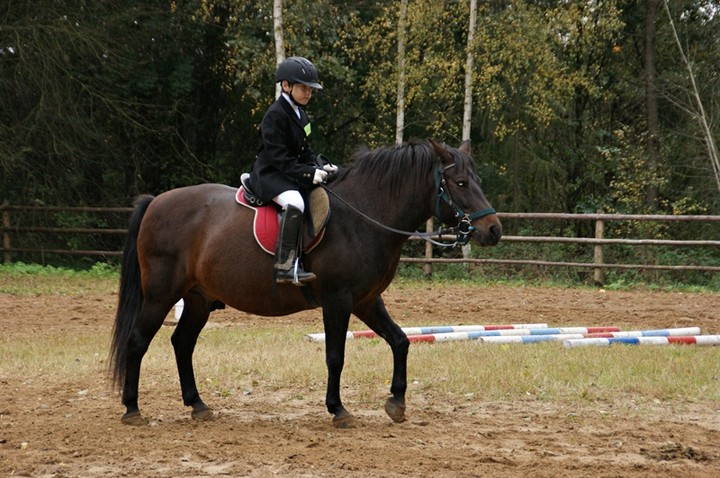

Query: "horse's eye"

xmin=456 ymin=180 xmax=466 ymax=187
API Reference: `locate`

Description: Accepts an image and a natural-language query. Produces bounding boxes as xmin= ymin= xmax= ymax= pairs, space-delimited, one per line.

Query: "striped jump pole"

xmin=406 ymin=327 xmax=620 ymax=344
xmin=564 ymin=335 xmax=720 ymax=348
xmin=304 ymin=323 xmax=548 ymax=342
xmin=584 ymin=327 xmax=701 ymax=338
xmin=412 ymin=328 xmax=708 ymax=345
xmin=477 ymin=334 xmax=587 ymax=344
xmin=461 ymin=328 xmax=702 ymax=345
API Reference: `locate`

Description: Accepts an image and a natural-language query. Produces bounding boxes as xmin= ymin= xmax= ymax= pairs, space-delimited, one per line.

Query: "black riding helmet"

xmin=275 ymin=57 xmax=323 ymax=90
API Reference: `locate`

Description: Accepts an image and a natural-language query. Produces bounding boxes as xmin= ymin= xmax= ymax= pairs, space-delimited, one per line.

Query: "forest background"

xmin=1 ymin=1 xmax=719 ymax=279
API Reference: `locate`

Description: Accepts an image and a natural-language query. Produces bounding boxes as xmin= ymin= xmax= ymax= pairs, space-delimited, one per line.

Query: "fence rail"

xmin=1 ymin=203 xmax=132 ymax=263
xmin=2 ymin=204 xmax=719 ymax=280
xmin=403 ymin=212 xmax=720 ymax=280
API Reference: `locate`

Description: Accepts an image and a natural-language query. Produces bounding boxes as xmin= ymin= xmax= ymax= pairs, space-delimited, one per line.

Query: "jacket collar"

xmin=279 ymin=94 xmax=306 ymax=126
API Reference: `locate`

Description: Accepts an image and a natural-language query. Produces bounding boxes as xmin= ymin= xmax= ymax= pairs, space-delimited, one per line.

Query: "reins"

xmin=320 ymin=184 xmax=456 ymax=246
xmin=320 ymin=162 xmax=496 ymax=248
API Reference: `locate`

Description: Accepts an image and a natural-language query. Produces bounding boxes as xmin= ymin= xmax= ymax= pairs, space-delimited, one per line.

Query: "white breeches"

xmin=273 ymin=190 xmax=305 ymax=213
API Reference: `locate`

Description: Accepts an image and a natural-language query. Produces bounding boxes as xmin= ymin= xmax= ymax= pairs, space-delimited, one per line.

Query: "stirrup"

xmin=276 ymin=259 xmax=316 ymax=286
xmin=276 ymin=269 xmax=316 ymax=286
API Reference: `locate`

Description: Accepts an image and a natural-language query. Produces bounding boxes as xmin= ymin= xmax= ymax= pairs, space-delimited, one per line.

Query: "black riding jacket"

xmin=248 ymin=95 xmax=318 ymax=202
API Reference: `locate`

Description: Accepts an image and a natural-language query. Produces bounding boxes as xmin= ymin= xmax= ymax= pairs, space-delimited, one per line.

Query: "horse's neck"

xmin=337 ymin=177 xmax=435 ymax=235
xmin=390 ymin=189 xmax=435 ymax=231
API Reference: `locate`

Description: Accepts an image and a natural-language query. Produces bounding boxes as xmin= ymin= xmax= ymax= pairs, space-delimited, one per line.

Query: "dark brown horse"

xmin=109 ymin=140 xmax=502 ymax=427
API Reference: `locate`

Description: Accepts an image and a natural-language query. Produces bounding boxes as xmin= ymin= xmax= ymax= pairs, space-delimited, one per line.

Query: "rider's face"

xmin=283 ymin=81 xmax=313 ymax=106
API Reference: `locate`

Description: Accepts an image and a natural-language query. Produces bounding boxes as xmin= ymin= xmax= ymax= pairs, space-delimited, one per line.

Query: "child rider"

xmin=245 ymin=56 xmax=336 ymax=286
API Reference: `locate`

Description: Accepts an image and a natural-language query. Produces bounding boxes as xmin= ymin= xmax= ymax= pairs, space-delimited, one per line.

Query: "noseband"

xmin=435 ymin=163 xmax=496 ymax=245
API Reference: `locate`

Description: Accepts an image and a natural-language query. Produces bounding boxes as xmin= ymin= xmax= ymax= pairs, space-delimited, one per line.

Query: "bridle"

xmin=434 ymin=163 xmax=496 ymax=246
xmin=321 ymin=162 xmax=496 ymax=248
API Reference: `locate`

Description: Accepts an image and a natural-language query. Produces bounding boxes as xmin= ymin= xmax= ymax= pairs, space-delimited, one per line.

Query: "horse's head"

xmin=431 ymin=141 xmax=502 ymax=246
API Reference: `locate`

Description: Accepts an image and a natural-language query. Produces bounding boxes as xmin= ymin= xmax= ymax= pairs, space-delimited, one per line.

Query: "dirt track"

xmin=1 ymin=284 xmax=720 ymax=477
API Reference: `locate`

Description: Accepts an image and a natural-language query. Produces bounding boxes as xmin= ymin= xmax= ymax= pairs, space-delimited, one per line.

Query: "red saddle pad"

xmin=236 ymin=187 xmax=280 ymax=254
xmin=235 ymin=187 xmax=328 ymax=255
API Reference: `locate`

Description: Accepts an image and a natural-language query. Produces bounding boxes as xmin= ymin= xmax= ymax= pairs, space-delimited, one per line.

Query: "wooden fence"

xmin=2 ymin=203 xmax=719 ymax=281
xmin=1 ymin=203 xmax=131 ymax=263
xmin=406 ymin=213 xmax=720 ymax=283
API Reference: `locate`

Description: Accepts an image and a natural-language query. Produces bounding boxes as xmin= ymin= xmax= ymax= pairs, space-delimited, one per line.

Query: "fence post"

xmin=2 ymin=201 xmax=10 ymax=264
xmin=424 ymin=218 xmax=433 ymax=277
xmin=593 ymin=210 xmax=604 ymax=286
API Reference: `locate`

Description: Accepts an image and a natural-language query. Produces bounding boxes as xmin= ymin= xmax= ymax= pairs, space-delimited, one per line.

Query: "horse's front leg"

xmin=354 ymin=297 xmax=409 ymax=423
xmin=321 ymin=294 xmax=355 ymax=428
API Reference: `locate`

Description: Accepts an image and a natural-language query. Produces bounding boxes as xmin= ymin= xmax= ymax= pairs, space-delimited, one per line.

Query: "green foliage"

xmin=0 ymin=261 xmax=118 ymax=294
xmin=2 ymin=0 xmax=718 ymax=209
xmin=0 ymin=262 xmax=65 ymax=276
xmin=1 ymin=0 xmax=719 ymax=282
xmin=396 ymin=258 xmax=718 ymax=292
xmin=0 ymin=261 xmax=117 ymax=277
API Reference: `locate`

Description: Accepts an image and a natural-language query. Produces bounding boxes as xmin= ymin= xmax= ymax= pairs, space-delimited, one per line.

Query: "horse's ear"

xmin=430 ymin=140 xmax=451 ymax=162
xmin=458 ymin=140 xmax=471 ymax=155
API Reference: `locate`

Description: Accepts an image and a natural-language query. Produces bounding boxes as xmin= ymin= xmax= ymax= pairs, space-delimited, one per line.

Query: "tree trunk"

xmin=462 ymin=0 xmax=478 ymax=261
xmin=273 ymin=0 xmax=285 ymax=99
xmin=662 ymin=0 xmax=720 ymax=194
xmin=462 ymin=0 xmax=477 ymax=143
xmin=395 ymin=0 xmax=408 ymax=146
xmin=644 ymin=0 xmax=660 ymax=209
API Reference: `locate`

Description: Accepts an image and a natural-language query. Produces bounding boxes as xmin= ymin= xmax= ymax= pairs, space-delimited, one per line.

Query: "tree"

xmin=395 ymin=0 xmax=408 ymax=146
xmin=645 ymin=0 xmax=661 ymax=208
xmin=0 ymin=1 xmax=241 ymax=204
xmin=1 ymin=0 xmax=718 ymax=220
xmin=662 ymin=0 xmax=720 ymax=195
xmin=0 ymin=2 xmax=166 ymax=204
xmin=273 ymin=0 xmax=285 ymax=99
xmin=461 ymin=0 xmax=478 ymax=261
xmin=462 ymin=0 xmax=478 ymax=143
xmin=470 ymin=1 xmax=625 ymax=212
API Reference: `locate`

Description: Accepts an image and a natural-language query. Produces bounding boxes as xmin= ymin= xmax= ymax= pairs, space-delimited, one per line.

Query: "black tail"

xmin=109 ymin=194 xmax=154 ymax=390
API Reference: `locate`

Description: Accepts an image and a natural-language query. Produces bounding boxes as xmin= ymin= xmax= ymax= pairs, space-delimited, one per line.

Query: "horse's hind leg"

xmin=354 ymin=297 xmax=409 ymax=423
xmin=170 ymin=292 xmax=212 ymax=420
xmin=121 ymin=301 xmax=170 ymax=425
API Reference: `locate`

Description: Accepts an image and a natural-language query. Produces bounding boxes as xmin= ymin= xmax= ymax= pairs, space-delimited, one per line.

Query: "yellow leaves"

xmin=671 ymin=197 xmax=709 ymax=216
xmin=465 ymin=0 xmax=626 ymax=140
xmin=606 ymin=126 xmax=669 ymax=217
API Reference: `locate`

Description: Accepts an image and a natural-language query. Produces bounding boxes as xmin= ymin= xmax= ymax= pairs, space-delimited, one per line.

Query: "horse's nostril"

xmin=489 ymin=224 xmax=502 ymax=243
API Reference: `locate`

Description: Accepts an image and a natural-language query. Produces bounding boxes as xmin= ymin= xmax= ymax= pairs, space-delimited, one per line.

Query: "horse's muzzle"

xmin=474 ymin=219 xmax=502 ymax=246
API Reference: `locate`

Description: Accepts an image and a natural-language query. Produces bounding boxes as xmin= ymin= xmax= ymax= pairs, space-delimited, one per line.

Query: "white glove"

xmin=313 ymin=168 xmax=328 ymax=185
xmin=322 ymin=163 xmax=338 ymax=174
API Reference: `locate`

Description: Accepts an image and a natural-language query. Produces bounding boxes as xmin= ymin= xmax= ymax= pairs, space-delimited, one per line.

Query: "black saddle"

xmin=240 ymin=173 xmax=264 ymax=206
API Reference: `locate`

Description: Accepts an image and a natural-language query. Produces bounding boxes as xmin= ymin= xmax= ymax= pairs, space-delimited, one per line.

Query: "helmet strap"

xmin=287 ymin=84 xmax=308 ymax=107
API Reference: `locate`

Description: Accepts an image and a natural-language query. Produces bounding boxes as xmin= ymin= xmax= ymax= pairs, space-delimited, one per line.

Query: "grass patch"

xmin=1 ymin=261 xmax=717 ymax=294
xmin=0 ymin=262 xmax=118 ymax=295
xmin=0 ymin=333 xmax=108 ymax=383
xmin=2 ymin=266 xmax=719 ymax=414
xmin=2 ymin=319 xmax=719 ymax=414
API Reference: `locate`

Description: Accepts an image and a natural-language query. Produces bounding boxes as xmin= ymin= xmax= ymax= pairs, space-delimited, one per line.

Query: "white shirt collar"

xmin=281 ymin=92 xmax=301 ymax=119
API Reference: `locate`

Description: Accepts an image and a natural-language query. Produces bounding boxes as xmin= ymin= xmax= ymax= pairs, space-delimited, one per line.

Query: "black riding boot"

xmin=275 ymin=205 xmax=316 ymax=285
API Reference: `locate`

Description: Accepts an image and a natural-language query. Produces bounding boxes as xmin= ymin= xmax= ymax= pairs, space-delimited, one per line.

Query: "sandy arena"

xmin=1 ymin=284 xmax=719 ymax=477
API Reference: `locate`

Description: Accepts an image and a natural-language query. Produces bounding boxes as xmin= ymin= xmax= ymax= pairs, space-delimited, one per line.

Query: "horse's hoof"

xmin=332 ymin=410 xmax=357 ymax=429
xmin=191 ymin=404 xmax=214 ymax=421
xmin=121 ymin=411 xmax=148 ymax=426
xmin=385 ymin=397 xmax=406 ymax=423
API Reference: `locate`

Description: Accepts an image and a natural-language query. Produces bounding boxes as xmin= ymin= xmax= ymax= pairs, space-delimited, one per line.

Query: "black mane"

xmin=342 ymin=140 xmax=439 ymax=194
